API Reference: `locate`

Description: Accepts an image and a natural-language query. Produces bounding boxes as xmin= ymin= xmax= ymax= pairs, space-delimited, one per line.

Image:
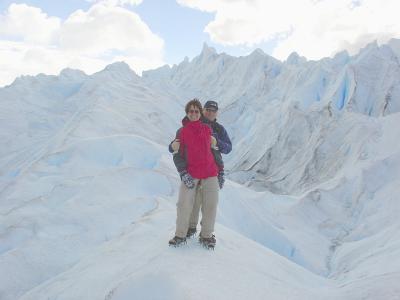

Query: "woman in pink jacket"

xmin=169 ymin=99 xmax=219 ymax=249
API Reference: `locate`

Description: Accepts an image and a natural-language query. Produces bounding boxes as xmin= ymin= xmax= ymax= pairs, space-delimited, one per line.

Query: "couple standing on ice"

xmin=168 ymin=99 xmax=232 ymax=249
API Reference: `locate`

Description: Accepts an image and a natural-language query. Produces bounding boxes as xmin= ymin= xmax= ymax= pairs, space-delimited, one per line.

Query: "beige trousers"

xmin=189 ymin=185 xmax=203 ymax=229
xmin=175 ymin=176 xmax=219 ymax=238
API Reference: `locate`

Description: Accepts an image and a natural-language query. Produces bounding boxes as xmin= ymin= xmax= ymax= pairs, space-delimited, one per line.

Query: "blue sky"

xmin=0 ymin=0 xmax=399 ymax=86
xmin=135 ymin=0 xmax=217 ymax=64
xmin=0 ymin=0 xmax=92 ymax=19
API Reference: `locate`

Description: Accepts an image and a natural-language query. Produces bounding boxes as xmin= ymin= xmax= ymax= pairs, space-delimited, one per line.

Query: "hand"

xmin=180 ymin=171 xmax=195 ymax=189
xmin=171 ymin=139 xmax=180 ymax=152
xmin=218 ymin=170 xmax=225 ymax=189
xmin=211 ymin=136 xmax=217 ymax=149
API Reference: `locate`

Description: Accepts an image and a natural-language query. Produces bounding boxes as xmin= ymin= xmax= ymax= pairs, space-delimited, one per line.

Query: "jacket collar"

xmin=200 ymin=116 xmax=217 ymax=124
xmin=182 ymin=116 xmax=202 ymax=127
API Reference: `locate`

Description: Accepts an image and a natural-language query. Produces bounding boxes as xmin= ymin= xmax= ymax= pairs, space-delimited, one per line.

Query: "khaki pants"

xmin=175 ymin=176 xmax=219 ymax=238
xmin=189 ymin=185 xmax=202 ymax=229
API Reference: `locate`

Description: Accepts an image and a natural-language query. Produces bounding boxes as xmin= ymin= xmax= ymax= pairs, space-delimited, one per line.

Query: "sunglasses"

xmin=189 ymin=109 xmax=200 ymax=114
xmin=205 ymin=108 xmax=217 ymax=112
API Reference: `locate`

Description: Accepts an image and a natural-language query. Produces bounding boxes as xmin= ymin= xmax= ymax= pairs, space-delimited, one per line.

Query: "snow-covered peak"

xmin=354 ymin=40 xmax=381 ymax=61
xmin=362 ymin=39 xmax=379 ymax=52
xmin=332 ymin=50 xmax=350 ymax=65
xmin=5 ymin=70 xmax=86 ymax=102
xmin=10 ymin=73 xmax=49 ymax=87
xmin=250 ymin=48 xmax=265 ymax=56
xmin=193 ymin=42 xmax=218 ymax=63
xmin=388 ymin=37 xmax=400 ymax=58
xmin=59 ymin=68 xmax=87 ymax=80
xmin=103 ymin=61 xmax=137 ymax=76
xmin=286 ymin=51 xmax=307 ymax=65
xmin=201 ymin=42 xmax=217 ymax=56
xmin=93 ymin=61 xmax=140 ymax=82
xmin=103 ymin=61 xmax=133 ymax=73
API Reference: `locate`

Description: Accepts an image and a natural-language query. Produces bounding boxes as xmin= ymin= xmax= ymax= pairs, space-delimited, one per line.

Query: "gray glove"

xmin=218 ymin=170 xmax=225 ymax=189
xmin=180 ymin=171 xmax=195 ymax=189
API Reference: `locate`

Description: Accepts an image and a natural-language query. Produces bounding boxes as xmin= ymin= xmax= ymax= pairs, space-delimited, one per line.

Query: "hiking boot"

xmin=168 ymin=236 xmax=187 ymax=247
xmin=199 ymin=234 xmax=216 ymax=249
xmin=186 ymin=227 xmax=197 ymax=238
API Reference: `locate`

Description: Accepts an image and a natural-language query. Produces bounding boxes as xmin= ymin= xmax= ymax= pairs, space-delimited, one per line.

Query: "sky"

xmin=0 ymin=0 xmax=400 ymax=87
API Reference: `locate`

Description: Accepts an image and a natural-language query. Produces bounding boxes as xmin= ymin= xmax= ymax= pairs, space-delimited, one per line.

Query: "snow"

xmin=1 ymin=39 xmax=400 ymax=299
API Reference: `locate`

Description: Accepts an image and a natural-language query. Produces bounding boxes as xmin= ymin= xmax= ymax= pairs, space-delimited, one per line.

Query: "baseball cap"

xmin=204 ymin=100 xmax=218 ymax=111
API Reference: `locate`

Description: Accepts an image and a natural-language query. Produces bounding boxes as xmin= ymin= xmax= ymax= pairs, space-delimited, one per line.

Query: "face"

xmin=203 ymin=107 xmax=218 ymax=121
xmin=187 ymin=105 xmax=201 ymax=121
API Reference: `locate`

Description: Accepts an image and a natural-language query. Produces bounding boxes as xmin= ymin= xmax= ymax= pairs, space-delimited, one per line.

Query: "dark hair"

xmin=185 ymin=98 xmax=203 ymax=114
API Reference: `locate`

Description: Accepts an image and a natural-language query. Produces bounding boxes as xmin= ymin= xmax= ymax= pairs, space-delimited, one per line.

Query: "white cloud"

xmin=59 ymin=4 xmax=163 ymax=56
xmin=0 ymin=3 xmax=164 ymax=87
xmin=0 ymin=40 xmax=103 ymax=86
xmin=86 ymin=0 xmax=143 ymax=6
xmin=177 ymin=0 xmax=400 ymax=60
xmin=0 ymin=3 xmax=60 ymax=44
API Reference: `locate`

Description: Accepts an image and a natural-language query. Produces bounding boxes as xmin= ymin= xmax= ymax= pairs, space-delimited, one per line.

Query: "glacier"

xmin=1 ymin=39 xmax=400 ymax=299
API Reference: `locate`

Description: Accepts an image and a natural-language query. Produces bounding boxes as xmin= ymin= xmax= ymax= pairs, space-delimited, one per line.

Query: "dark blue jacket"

xmin=202 ymin=117 xmax=232 ymax=154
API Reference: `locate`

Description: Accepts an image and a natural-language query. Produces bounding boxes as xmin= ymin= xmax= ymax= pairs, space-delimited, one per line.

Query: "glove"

xmin=171 ymin=139 xmax=180 ymax=153
xmin=218 ymin=170 xmax=225 ymax=189
xmin=180 ymin=171 xmax=195 ymax=189
xmin=211 ymin=136 xmax=218 ymax=150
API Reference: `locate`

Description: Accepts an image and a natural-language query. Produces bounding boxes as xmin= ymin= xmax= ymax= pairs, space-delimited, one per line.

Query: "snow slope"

xmin=1 ymin=40 xmax=400 ymax=299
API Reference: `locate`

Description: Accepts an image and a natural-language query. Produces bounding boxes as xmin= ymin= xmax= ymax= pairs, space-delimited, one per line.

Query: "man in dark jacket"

xmin=169 ymin=100 xmax=232 ymax=239
xmin=201 ymin=100 xmax=232 ymax=155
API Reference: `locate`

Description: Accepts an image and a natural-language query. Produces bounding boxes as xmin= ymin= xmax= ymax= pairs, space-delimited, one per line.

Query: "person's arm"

xmin=173 ymin=131 xmax=194 ymax=189
xmin=173 ymin=151 xmax=187 ymax=173
xmin=211 ymin=148 xmax=224 ymax=170
xmin=215 ymin=125 xmax=232 ymax=154
xmin=171 ymin=128 xmax=187 ymax=173
xmin=168 ymin=128 xmax=181 ymax=153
